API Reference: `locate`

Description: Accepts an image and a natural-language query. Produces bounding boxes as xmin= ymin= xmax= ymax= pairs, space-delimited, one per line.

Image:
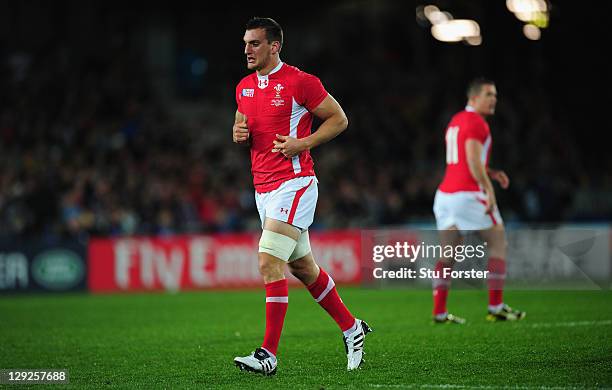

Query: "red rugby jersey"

xmin=235 ymin=62 xmax=328 ymax=193
xmin=438 ymin=107 xmax=492 ymax=193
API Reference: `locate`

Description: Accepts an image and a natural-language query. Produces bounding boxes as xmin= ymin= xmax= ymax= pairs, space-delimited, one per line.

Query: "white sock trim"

xmin=488 ymin=303 xmax=504 ymax=313
xmin=315 ymin=275 xmax=335 ymax=303
xmin=266 ymin=296 xmax=289 ymax=303
xmin=342 ymin=319 xmax=359 ymax=337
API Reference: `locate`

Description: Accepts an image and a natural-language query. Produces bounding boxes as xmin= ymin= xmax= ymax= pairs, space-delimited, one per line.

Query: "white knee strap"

xmin=259 ymin=230 xmax=297 ymax=262
xmin=289 ymin=230 xmax=312 ymax=262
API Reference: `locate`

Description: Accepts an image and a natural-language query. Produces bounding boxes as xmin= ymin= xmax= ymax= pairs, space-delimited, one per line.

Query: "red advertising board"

xmin=88 ymin=231 xmax=362 ymax=292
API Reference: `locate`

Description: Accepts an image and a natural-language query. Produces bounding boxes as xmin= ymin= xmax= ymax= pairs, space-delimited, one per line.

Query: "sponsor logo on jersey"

xmin=242 ymin=88 xmax=254 ymax=97
xmin=258 ymin=78 xmax=268 ymax=89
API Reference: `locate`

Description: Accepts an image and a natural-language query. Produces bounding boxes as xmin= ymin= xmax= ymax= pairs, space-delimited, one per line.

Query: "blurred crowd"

xmin=1 ymin=4 xmax=610 ymax=241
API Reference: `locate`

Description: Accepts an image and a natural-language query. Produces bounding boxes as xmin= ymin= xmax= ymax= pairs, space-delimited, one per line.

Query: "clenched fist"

xmin=233 ymin=118 xmax=249 ymax=144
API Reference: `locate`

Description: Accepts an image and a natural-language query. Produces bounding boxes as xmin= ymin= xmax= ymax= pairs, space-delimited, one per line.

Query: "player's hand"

xmin=233 ymin=117 xmax=249 ymax=144
xmin=272 ymin=134 xmax=306 ymax=158
xmin=490 ymin=169 xmax=510 ymax=189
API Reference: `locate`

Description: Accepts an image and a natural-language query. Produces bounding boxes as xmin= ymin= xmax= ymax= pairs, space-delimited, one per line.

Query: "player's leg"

xmin=287 ymin=234 xmax=372 ymax=371
xmin=432 ymin=190 xmax=466 ymax=324
xmin=234 ymin=218 xmax=299 ymax=376
xmin=288 ymin=243 xmax=357 ymax=334
xmin=235 ymin=177 xmax=318 ymax=374
xmin=478 ymin=223 xmax=526 ymax=321
xmin=479 ymin=223 xmax=506 ymax=312
xmin=432 ymin=227 xmax=465 ymax=324
xmin=259 ymin=218 xmax=300 ymax=354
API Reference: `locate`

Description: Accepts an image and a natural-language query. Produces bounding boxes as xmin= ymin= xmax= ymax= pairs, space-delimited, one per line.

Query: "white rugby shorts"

xmin=433 ymin=190 xmax=503 ymax=231
xmin=255 ymin=176 xmax=318 ymax=230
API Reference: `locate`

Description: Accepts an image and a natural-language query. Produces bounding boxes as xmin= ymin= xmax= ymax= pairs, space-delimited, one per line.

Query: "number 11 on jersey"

xmin=445 ymin=126 xmax=460 ymax=165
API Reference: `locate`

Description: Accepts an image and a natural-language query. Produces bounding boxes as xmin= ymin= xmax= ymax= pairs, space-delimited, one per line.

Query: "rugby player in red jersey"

xmin=232 ymin=17 xmax=372 ymax=375
xmin=432 ymin=78 xmax=526 ymax=324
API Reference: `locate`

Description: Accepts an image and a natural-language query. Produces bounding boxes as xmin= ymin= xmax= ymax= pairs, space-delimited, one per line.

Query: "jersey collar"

xmin=269 ymin=61 xmax=283 ymax=75
xmin=465 ymin=105 xmax=476 ymax=112
xmin=257 ymin=61 xmax=284 ymax=80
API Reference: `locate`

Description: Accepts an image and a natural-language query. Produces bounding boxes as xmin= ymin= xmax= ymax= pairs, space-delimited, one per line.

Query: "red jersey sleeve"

xmin=464 ymin=116 xmax=488 ymax=144
xmin=296 ymin=73 xmax=328 ymax=111
xmin=235 ymin=83 xmax=243 ymax=112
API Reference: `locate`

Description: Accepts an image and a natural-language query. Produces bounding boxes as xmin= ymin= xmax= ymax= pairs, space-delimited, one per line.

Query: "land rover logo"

xmin=32 ymin=249 xmax=84 ymax=290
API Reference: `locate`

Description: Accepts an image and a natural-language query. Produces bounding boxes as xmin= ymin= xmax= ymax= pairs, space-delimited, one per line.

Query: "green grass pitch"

xmin=1 ymin=288 xmax=611 ymax=389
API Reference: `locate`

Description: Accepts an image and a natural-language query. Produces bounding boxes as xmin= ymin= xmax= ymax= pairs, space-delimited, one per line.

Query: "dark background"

xmin=0 ymin=1 xmax=609 ymax=240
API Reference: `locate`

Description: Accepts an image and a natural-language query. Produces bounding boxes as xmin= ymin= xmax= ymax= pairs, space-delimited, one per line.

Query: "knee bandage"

xmin=289 ymin=230 xmax=312 ymax=262
xmin=259 ymin=230 xmax=298 ymax=262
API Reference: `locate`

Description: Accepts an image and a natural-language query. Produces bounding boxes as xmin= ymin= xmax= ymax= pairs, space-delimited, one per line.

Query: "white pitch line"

xmin=368 ymin=386 xmax=588 ymax=389
xmin=527 ymin=320 xmax=612 ymax=328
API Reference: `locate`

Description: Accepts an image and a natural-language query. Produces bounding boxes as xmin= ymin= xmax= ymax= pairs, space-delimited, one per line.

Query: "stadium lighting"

xmin=427 ymin=10 xmax=453 ymax=25
xmin=531 ymin=12 xmax=549 ymax=28
xmin=423 ymin=5 xmax=440 ymax=19
xmin=423 ymin=5 xmax=454 ymax=25
xmin=506 ymin=0 xmax=551 ymax=35
xmin=523 ymin=24 xmax=542 ymax=40
xmin=431 ymin=19 xmax=481 ymax=43
xmin=418 ymin=5 xmax=482 ymax=45
xmin=514 ymin=11 xmax=547 ymax=23
xmin=465 ymin=35 xmax=483 ymax=46
xmin=506 ymin=0 xmax=547 ymax=14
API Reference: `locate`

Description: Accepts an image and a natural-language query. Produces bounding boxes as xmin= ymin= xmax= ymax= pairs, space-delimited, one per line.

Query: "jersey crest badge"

xmin=274 ymin=83 xmax=284 ymax=97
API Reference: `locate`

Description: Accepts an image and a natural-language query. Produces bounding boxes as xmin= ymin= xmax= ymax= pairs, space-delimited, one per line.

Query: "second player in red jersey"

xmin=431 ymin=78 xmax=525 ymax=325
xmin=438 ymin=107 xmax=492 ymax=193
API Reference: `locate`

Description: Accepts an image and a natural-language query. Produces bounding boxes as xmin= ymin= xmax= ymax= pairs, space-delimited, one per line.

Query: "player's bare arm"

xmin=233 ymin=110 xmax=250 ymax=144
xmin=487 ymin=167 xmax=510 ymax=189
xmin=466 ymin=139 xmax=496 ymax=213
xmin=272 ymin=94 xmax=348 ymax=158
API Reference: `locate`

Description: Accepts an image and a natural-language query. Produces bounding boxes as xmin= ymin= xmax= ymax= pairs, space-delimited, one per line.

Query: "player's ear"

xmin=271 ymin=41 xmax=281 ymax=54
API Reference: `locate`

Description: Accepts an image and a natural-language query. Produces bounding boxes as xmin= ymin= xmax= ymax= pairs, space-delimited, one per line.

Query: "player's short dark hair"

xmin=245 ymin=17 xmax=283 ymax=49
xmin=467 ymin=77 xmax=495 ymax=99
